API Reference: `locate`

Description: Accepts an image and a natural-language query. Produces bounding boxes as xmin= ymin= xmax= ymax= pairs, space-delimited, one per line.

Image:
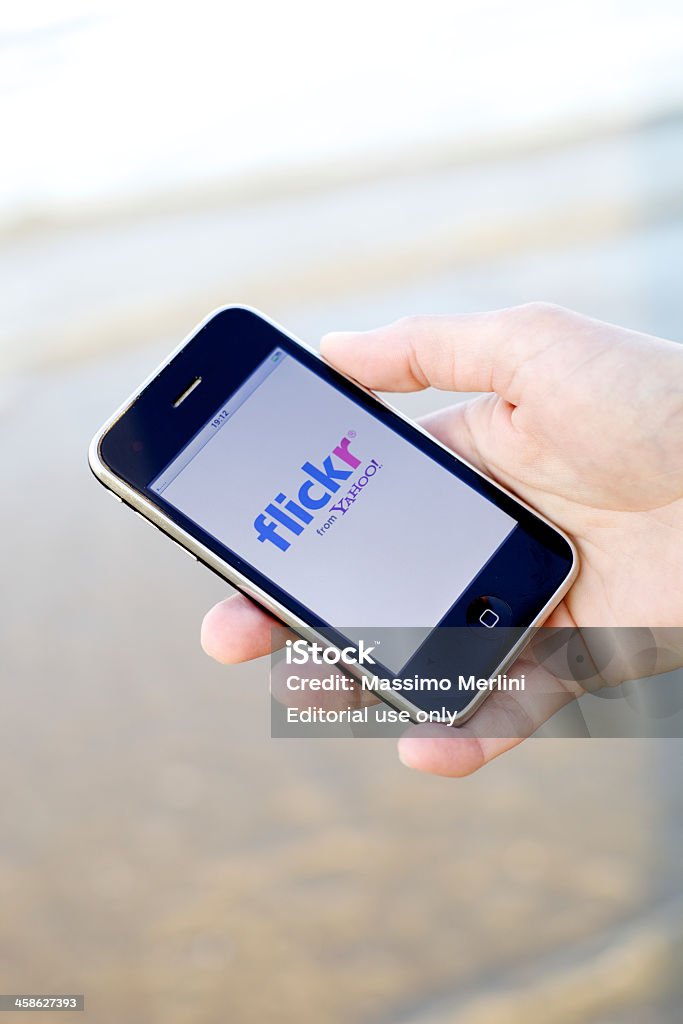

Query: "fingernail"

xmin=320 ymin=331 xmax=357 ymax=347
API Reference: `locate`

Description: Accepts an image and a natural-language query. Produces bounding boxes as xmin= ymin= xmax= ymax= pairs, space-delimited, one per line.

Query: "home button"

xmin=466 ymin=595 xmax=512 ymax=628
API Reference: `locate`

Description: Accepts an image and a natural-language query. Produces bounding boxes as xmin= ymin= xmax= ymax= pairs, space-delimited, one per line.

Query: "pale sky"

xmin=2 ymin=0 xmax=683 ymax=224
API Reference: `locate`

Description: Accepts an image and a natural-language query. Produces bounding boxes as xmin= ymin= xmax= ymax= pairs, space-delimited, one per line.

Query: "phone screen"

xmin=149 ymin=347 xmax=517 ymax=666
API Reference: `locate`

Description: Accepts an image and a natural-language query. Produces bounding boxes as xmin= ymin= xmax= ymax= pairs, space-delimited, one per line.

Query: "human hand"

xmin=201 ymin=304 xmax=683 ymax=774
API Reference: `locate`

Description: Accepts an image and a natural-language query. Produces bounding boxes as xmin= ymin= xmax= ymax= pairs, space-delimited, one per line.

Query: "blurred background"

xmin=2 ymin=1 xmax=683 ymax=1021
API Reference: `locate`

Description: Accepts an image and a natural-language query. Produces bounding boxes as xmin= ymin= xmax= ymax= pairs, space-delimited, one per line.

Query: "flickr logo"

xmin=254 ymin=437 xmax=361 ymax=551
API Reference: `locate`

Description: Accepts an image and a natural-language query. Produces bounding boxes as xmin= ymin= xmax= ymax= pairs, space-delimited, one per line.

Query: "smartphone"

xmin=89 ymin=306 xmax=577 ymax=723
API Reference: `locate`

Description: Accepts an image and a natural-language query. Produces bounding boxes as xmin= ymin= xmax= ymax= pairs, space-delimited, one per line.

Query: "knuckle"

xmin=393 ymin=313 xmax=432 ymax=334
xmin=515 ymin=301 xmax=569 ymax=324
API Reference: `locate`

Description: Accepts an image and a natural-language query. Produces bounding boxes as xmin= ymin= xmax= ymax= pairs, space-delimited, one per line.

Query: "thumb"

xmin=321 ymin=304 xmax=566 ymax=399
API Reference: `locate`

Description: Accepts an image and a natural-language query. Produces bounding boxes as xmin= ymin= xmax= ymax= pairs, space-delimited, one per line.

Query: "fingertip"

xmin=397 ymin=727 xmax=486 ymax=777
xmin=319 ymin=330 xmax=364 ymax=365
xmin=396 ymin=736 xmax=419 ymax=770
xmin=320 ymin=330 xmax=357 ymax=344
xmin=200 ymin=602 xmax=233 ymax=663
xmin=200 ymin=593 xmax=279 ymax=664
xmin=320 ymin=324 xmax=424 ymax=392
